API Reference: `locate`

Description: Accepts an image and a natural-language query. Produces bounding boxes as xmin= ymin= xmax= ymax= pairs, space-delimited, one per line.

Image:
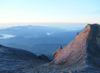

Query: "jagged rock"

xmin=53 ymin=46 xmax=62 ymax=59
xmin=38 ymin=54 xmax=51 ymax=62
xmin=50 ymin=24 xmax=100 ymax=69
xmin=75 ymin=32 xmax=79 ymax=37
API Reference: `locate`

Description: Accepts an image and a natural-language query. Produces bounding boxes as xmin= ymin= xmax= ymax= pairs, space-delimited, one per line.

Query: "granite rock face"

xmin=50 ymin=24 xmax=100 ymax=68
xmin=53 ymin=46 xmax=62 ymax=59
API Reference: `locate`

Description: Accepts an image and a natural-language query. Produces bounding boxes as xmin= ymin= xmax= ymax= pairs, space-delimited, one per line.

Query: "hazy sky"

xmin=0 ymin=0 xmax=100 ymax=27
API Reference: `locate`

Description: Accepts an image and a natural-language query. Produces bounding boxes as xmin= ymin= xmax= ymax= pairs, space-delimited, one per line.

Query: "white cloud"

xmin=46 ymin=33 xmax=52 ymax=35
xmin=0 ymin=34 xmax=16 ymax=39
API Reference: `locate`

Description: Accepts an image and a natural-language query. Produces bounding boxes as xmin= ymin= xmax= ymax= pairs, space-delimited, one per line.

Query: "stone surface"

xmin=50 ymin=24 xmax=100 ymax=69
xmin=53 ymin=46 xmax=62 ymax=59
xmin=50 ymin=24 xmax=91 ymax=66
xmin=0 ymin=44 xmax=48 ymax=73
xmin=38 ymin=54 xmax=51 ymax=62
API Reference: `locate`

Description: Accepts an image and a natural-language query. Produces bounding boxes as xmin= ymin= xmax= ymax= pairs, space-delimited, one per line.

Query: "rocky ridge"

xmin=0 ymin=44 xmax=49 ymax=73
xmin=50 ymin=24 xmax=100 ymax=69
xmin=53 ymin=46 xmax=62 ymax=59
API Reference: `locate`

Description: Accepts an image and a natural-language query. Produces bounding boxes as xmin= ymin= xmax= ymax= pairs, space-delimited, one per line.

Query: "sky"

xmin=0 ymin=0 xmax=100 ymax=28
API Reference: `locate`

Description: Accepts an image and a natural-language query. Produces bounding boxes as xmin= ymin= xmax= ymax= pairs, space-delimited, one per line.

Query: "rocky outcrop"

xmin=38 ymin=54 xmax=51 ymax=62
xmin=75 ymin=32 xmax=79 ymax=37
xmin=50 ymin=24 xmax=100 ymax=69
xmin=53 ymin=46 xmax=62 ymax=59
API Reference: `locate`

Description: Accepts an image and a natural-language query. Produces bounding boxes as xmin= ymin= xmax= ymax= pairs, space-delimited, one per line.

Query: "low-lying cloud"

xmin=0 ymin=34 xmax=16 ymax=39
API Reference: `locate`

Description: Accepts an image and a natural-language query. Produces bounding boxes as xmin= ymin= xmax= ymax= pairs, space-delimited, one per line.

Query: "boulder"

xmin=53 ymin=46 xmax=62 ymax=59
xmin=38 ymin=54 xmax=51 ymax=62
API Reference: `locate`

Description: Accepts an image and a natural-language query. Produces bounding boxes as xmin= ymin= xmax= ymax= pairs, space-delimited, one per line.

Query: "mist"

xmin=0 ymin=23 xmax=88 ymax=30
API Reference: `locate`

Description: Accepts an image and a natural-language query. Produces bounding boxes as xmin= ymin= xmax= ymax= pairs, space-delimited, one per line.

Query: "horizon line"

xmin=0 ymin=22 xmax=99 ymax=24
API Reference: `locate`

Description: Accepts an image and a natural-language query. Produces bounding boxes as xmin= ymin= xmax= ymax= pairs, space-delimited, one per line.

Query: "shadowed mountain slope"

xmin=0 ymin=44 xmax=49 ymax=73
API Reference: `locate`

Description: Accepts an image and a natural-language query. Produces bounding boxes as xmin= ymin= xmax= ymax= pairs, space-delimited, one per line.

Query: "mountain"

xmin=49 ymin=24 xmax=100 ymax=71
xmin=0 ymin=25 xmax=78 ymax=58
xmin=30 ymin=24 xmax=100 ymax=73
xmin=0 ymin=25 xmax=67 ymax=38
xmin=1 ymin=24 xmax=100 ymax=73
xmin=0 ymin=25 xmax=78 ymax=38
xmin=0 ymin=44 xmax=50 ymax=73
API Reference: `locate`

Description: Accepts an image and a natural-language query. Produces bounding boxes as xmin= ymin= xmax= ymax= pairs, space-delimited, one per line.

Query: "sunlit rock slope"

xmin=50 ymin=24 xmax=100 ymax=68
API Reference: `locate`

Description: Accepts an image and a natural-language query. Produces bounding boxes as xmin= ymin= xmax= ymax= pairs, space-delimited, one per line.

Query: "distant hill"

xmin=0 ymin=25 xmax=68 ymax=38
xmin=0 ymin=25 xmax=79 ymax=58
xmin=1 ymin=24 xmax=100 ymax=73
xmin=0 ymin=44 xmax=50 ymax=73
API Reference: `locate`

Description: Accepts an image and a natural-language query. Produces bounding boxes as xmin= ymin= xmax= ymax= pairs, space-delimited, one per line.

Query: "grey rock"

xmin=53 ymin=46 xmax=63 ymax=59
xmin=50 ymin=24 xmax=100 ymax=68
xmin=0 ymin=45 xmax=48 ymax=73
xmin=38 ymin=54 xmax=52 ymax=62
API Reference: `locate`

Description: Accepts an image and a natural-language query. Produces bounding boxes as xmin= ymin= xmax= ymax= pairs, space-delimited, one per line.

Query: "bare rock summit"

xmin=50 ymin=24 xmax=100 ymax=69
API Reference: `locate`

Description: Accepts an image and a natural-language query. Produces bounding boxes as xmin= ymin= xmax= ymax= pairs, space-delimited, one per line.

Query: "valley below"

xmin=0 ymin=25 xmax=78 ymax=59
